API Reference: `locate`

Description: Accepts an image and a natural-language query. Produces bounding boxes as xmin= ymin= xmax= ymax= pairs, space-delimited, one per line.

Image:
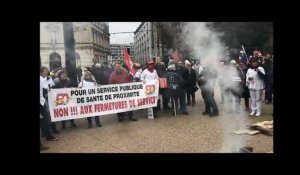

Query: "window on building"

xmin=50 ymin=31 xmax=56 ymax=44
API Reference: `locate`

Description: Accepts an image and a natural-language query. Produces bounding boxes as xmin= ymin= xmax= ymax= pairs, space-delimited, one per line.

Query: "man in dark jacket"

xmin=91 ymin=63 xmax=102 ymax=85
xmin=197 ymin=64 xmax=219 ymax=117
xmin=262 ymin=54 xmax=273 ymax=104
xmin=100 ymin=61 xmax=114 ymax=85
xmin=165 ymin=60 xmax=188 ymax=115
xmin=155 ymin=62 xmax=170 ymax=110
xmin=184 ymin=60 xmax=197 ymax=106
xmin=178 ymin=61 xmax=189 ymax=109
xmin=240 ymin=62 xmax=250 ymax=111
xmin=91 ymin=57 xmax=100 ymax=73
xmin=76 ymin=66 xmax=82 ymax=84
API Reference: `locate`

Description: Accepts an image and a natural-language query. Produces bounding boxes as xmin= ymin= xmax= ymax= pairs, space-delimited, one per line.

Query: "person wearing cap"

xmin=141 ymin=59 xmax=158 ymax=84
xmin=165 ymin=60 xmax=189 ymax=115
xmin=178 ymin=60 xmax=189 ymax=80
xmin=141 ymin=59 xmax=160 ymax=117
xmin=185 ymin=60 xmax=197 ymax=106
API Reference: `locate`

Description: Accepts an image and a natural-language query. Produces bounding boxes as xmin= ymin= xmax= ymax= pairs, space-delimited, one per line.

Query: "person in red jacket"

xmin=109 ymin=62 xmax=137 ymax=121
xmin=109 ymin=62 xmax=132 ymax=84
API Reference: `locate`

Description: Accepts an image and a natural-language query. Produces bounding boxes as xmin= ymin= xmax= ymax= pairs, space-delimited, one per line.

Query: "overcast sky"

xmin=109 ymin=22 xmax=141 ymax=44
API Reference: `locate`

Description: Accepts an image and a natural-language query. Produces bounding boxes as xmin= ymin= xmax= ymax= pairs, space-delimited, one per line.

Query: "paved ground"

xmin=41 ymin=85 xmax=273 ymax=153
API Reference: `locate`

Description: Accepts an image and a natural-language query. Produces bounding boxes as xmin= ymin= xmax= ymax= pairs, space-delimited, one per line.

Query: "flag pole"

xmin=173 ymin=98 xmax=176 ymax=116
xmin=242 ymin=45 xmax=249 ymax=64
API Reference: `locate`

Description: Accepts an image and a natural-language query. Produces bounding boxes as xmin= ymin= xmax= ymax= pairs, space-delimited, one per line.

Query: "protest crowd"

xmin=40 ymin=49 xmax=273 ymax=151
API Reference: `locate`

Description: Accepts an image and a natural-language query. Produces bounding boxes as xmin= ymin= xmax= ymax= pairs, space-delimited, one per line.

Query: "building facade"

xmin=40 ymin=22 xmax=110 ymax=71
xmin=134 ymin=22 xmax=164 ymax=65
xmin=109 ymin=43 xmax=134 ymax=62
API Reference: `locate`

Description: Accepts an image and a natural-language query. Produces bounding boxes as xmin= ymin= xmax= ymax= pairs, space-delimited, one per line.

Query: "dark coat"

xmin=53 ymin=78 xmax=71 ymax=89
xmin=178 ymin=66 xmax=189 ymax=88
xmin=185 ymin=68 xmax=197 ymax=91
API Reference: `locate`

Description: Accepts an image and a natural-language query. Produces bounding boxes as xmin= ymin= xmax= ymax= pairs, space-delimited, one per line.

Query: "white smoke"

xmin=219 ymin=109 xmax=248 ymax=153
xmin=181 ymin=22 xmax=249 ymax=153
xmin=181 ymin=22 xmax=225 ymax=65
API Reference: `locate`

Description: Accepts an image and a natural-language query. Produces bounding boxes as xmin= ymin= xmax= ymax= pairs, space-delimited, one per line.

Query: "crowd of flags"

xmin=123 ymin=47 xmax=182 ymax=76
xmin=123 ymin=45 xmax=260 ymax=73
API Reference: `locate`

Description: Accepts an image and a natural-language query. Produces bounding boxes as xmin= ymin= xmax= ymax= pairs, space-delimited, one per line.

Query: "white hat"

xmin=95 ymin=63 xmax=101 ymax=68
xmin=230 ymin=60 xmax=237 ymax=65
xmin=185 ymin=60 xmax=191 ymax=65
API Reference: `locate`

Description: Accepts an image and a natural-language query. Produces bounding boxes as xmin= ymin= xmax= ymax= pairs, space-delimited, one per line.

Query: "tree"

xmin=154 ymin=22 xmax=186 ymax=59
xmin=210 ymin=22 xmax=273 ymax=54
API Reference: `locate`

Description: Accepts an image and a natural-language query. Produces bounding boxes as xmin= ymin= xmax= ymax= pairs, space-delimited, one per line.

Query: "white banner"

xmin=48 ymin=80 xmax=159 ymax=122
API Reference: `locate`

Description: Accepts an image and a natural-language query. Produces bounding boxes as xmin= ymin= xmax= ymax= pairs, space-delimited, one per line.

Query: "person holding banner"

xmin=40 ymin=67 xmax=58 ymax=141
xmin=53 ymin=70 xmax=77 ymax=129
xmin=141 ymin=59 xmax=160 ymax=117
xmin=81 ymin=67 xmax=97 ymax=83
xmin=40 ymin=67 xmax=61 ymax=135
xmin=79 ymin=71 xmax=102 ymax=128
xmin=109 ymin=62 xmax=137 ymax=121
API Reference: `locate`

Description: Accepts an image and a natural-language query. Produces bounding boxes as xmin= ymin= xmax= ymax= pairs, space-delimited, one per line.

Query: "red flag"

xmin=173 ymin=48 xmax=180 ymax=62
xmin=124 ymin=48 xmax=136 ymax=75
